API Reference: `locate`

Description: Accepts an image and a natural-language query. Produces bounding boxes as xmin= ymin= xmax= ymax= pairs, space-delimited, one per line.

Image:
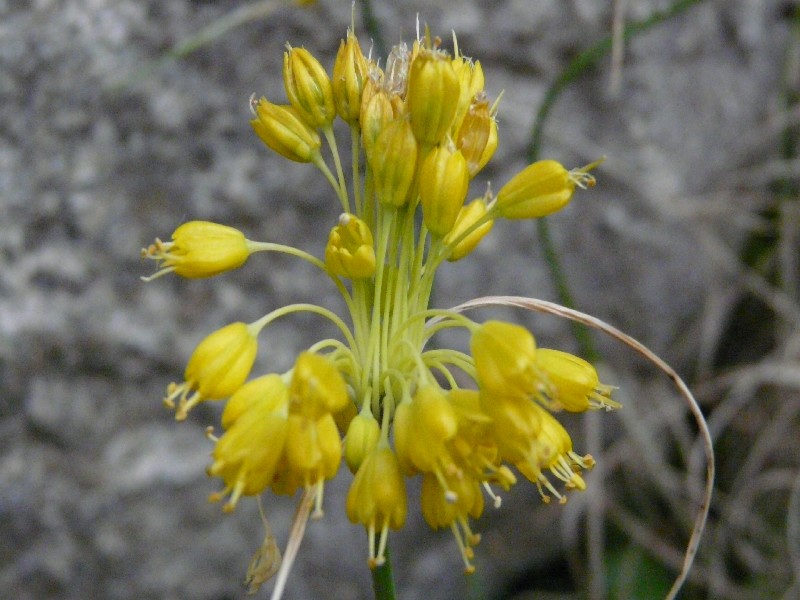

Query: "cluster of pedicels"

xmin=142 ymin=24 xmax=618 ymax=576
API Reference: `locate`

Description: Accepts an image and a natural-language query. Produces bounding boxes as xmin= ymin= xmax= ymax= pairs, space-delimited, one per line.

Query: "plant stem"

xmin=371 ymin=544 xmax=397 ymax=600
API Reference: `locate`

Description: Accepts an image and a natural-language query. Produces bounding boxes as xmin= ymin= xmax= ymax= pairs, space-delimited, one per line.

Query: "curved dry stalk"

xmin=445 ymin=295 xmax=715 ymax=600
xmin=270 ymin=486 xmax=316 ymax=600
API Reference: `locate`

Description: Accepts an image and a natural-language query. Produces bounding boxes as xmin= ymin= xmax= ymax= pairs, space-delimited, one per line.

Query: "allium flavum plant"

xmin=142 ymin=23 xmax=618 ymax=598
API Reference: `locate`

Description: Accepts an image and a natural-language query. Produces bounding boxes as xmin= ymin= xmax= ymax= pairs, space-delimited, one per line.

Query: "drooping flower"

xmin=207 ymin=395 xmax=288 ymax=512
xmin=164 ymin=322 xmax=258 ymax=421
xmin=346 ymin=443 xmax=407 ymax=568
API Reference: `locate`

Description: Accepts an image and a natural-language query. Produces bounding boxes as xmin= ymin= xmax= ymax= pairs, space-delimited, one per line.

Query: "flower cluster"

xmin=142 ymin=24 xmax=617 ymax=580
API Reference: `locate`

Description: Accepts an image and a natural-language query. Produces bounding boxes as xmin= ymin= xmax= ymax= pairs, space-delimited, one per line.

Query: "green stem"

xmin=371 ymin=542 xmax=397 ymax=600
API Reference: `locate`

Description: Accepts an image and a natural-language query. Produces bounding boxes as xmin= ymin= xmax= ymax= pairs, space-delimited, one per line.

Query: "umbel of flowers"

xmin=142 ymin=24 xmax=618 ymax=578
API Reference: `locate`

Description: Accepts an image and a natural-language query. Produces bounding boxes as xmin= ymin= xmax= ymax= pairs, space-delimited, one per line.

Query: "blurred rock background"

xmin=2 ymin=0 xmax=799 ymax=598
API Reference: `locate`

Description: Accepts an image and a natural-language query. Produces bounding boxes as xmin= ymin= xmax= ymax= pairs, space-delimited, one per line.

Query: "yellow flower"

xmin=419 ymin=142 xmax=470 ymax=237
xmin=393 ymin=385 xmax=458 ymax=475
xmin=346 ymin=444 xmax=407 ymax=568
xmin=288 ymin=351 xmax=350 ymax=419
xmin=470 ymin=320 xmax=544 ymax=400
xmin=220 ymin=373 xmax=288 ymax=430
xmin=479 ymin=391 xmax=542 ymax=466
xmin=207 ymin=400 xmax=288 ymax=512
xmin=164 ymin=322 xmax=258 ymax=421
xmin=536 ymin=349 xmax=619 ymax=412
xmin=407 ymin=48 xmax=460 ymax=146
xmin=325 ymin=213 xmax=376 ymax=279
xmin=515 ymin=408 xmax=594 ymax=504
xmin=420 ymin=470 xmax=483 ymax=574
xmin=283 ymin=46 xmax=336 ymax=129
xmin=445 ymin=389 xmax=516 ymax=491
xmin=251 ymin=97 xmax=321 ymax=162
xmin=443 ymin=198 xmax=494 ymax=261
xmin=284 ymin=412 xmax=342 ymax=492
xmin=495 ymin=159 xmax=600 ymax=220
xmin=141 ymin=221 xmax=251 ymax=280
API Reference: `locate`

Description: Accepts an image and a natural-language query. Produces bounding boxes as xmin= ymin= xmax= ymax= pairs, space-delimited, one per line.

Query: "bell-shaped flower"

xmin=346 ymin=443 xmax=407 ymax=568
xmin=536 ymin=349 xmax=619 ymax=412
xmin=221 ymin=373 xmax=289 ymax=430
xmin=496 ymin=159 xmax=601 ymax=220
xmin=207 ymin=400 xmax=288 ymax=512
xmin=141 ymin=221 xmax=252 ymax=281
xmin=393 ymin=385 xmax=458 ymax=475
xmin=470 ymin=320 xmax=543 ymax=400
xmin=164 ymin=322 xmax=258 ymax=421
xmin=289 ymin=351 xmax=350 ymax=419
xmin=420 ymin=470 xmax=483 ymax=574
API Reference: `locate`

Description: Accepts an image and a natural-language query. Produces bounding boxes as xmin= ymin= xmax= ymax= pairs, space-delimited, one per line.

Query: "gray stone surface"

xmin=1 ymin=0 xmax=791 ymax=598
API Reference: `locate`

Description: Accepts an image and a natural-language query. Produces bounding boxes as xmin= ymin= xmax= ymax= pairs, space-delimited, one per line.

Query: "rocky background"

xmin=3 ymin=0 xmax=798 ymax=599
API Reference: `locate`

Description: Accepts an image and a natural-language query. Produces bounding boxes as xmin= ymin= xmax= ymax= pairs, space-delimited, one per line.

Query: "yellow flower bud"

xmin=221 ymin=373 xmax=288 ymax=430
xmin=164 ymin=322 xmax=258 ymax=420
xmin=407 ymin=49 xmax=460 ymax=146
xmin=141 ymin=221 xmax=251 ymax=281
xmin=325 ymin=213 xmax=376 ymax=279
xmin=495 ymin=159 xmax=601 ymax=220
xmin=359 ymin=81 xmax=395 ymax=162
xmin=251 ymin=97 xmax=321 ymax=163
xmin=419 ymin=142 xmax=470 ymax=236
xmin=443 ymin=198 xmax=494 ymax=261
xmin=289 ymin=351 xmax=350 ymax=419
xmin=344 ymin=410 xmax=381 ymax=473
xmin=455 ymin=99 xmax=492 ymax=177
xmin=207 ymin=403 xmax=288 ymax=512
xmin=333 ymin=31 xmax=368 ymax=125
xmin=283 ymin=46 xmax=335 ymax=129
xmin=470 ymin=320 xmax=541 ymax=399
xmin=536 ymin=349 xmax=619 ymax=412
xmin=369 ymin=118 xmax=418 ymax=207
xmin=346 ymin=445 xmax=407 ymax=568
